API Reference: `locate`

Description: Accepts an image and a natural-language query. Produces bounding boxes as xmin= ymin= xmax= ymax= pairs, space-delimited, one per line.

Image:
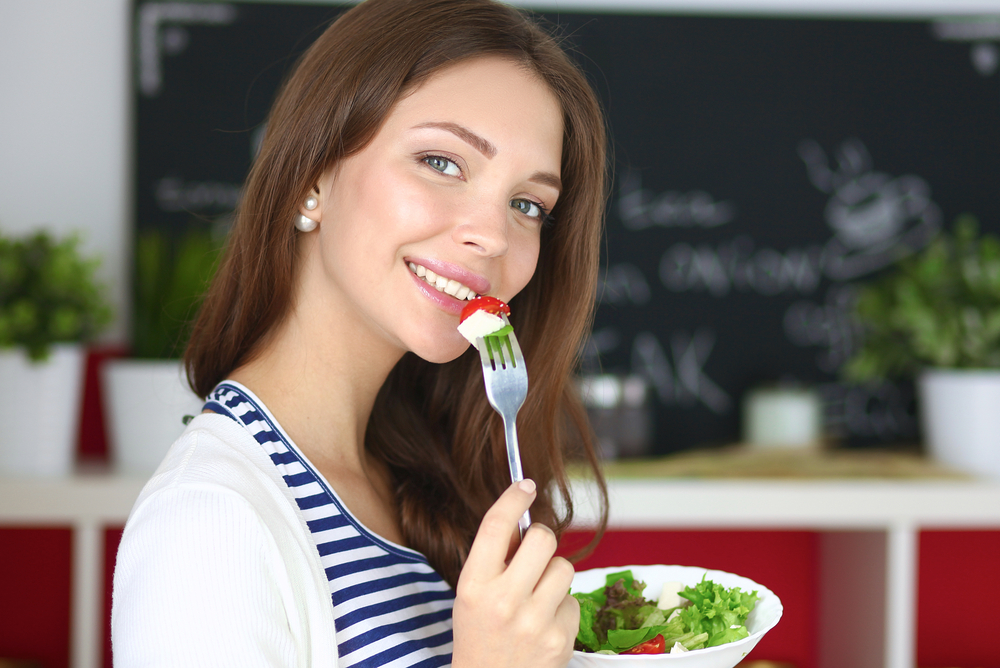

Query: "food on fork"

xmin=457 ymin=296 xmax=512 ymax=349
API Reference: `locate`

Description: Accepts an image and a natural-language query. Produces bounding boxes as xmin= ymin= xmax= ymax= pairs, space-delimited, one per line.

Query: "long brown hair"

xmin=185 ymin=0 xmax=609 ymax=587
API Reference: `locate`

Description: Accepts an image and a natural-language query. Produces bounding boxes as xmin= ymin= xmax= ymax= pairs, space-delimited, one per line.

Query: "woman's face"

xmin=300 ymin=57 xmax=564 ymax=363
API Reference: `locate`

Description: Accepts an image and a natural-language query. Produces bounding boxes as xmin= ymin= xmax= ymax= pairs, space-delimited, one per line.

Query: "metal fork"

xmin=477 ymin=313 xmax=532 ymax=540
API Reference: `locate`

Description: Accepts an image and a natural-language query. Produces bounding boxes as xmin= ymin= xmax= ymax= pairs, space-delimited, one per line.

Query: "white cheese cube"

xmin=457 ymin=310 xmax=505 ymax=349
xmin=657 ymin=581 xmax=688 ymax=610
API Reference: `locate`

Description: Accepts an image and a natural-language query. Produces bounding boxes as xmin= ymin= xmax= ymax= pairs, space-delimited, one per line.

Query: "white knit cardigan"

xmin=112 ymin=412 xmax=340 ymax=668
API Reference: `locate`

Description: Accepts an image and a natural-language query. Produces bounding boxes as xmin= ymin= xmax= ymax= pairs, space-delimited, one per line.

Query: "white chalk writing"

xmin=783 ymin=284 xmax=862 ymax=373
xmin=971 ymin=43 xmax=1000 ymax=77
xmin=599 ymin=263 xmax=651 ymax=305
xmin=631 ymin=329 xmax=732 ymax=414
xmin=659 ymin=236 xmax=823 ymax=297
xmin=799 ymin=138 xmax=940 ymax=280
xmin=818 ymin=381 xmax=916 ymax=440
xmin=617 ymin=172 xmax=735 ymax=230
xmin=138 ymin=3 xmax=238 ymax=97
xmin=155 ymin=177 xmax=241 ymax=212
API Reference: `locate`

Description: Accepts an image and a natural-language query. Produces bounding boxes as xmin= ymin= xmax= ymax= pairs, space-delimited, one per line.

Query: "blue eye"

xmin=424 ymin=155 xmax=461 ymax=176
xmin=511 ymin=198 xmax=554 ymax=226
xmin=511 ymin=199 xmax=539 ymax=217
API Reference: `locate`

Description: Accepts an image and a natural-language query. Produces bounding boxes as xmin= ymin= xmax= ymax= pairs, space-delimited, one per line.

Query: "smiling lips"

xmin=408 ymin=261 xmax=480 ymax=301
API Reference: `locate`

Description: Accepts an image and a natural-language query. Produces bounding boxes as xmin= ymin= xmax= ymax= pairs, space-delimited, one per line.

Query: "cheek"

xmin=362 ymin=169 xmax=444 ymax=241
xmin=506 ymin=233 xmax=541 ymax=298
xmin=331 ymin=169 xmax=432 ymax=257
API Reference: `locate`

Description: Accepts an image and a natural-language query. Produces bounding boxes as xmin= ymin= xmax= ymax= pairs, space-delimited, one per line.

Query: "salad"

xmin=572 ymin=569 xmax=759 ymax=655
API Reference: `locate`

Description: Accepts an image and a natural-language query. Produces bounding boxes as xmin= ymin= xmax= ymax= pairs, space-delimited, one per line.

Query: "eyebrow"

xmin=414 ymin=121 xmax=497 ymax=159
xmin=414 ymin=121 xmax=562 ymax=194
xmin=529 ymin=170 xmax=562 ymax=193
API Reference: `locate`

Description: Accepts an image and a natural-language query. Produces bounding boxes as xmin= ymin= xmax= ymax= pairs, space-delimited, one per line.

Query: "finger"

xmin=525 ymin=593 xmax=579 ymax=665
xmin=532 ymin=555 xmax=577 ymax=611
xmin=504 ymin=522 xmax=559 ymax=594
xmin=533 ymin=593 xmax=579 ymax=666
xmin=464 ymin=479 xmax=537 ymax=578
xmin=504 ymin=525 xmax=520 ymax=565
xmin=554 ymin=593 xmax=582 ymax=650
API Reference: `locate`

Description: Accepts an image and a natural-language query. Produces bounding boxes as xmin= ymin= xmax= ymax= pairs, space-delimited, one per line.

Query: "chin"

xmin=416 ymin=345 xmax=470 ymax=365
xmin=409 ymin=335 xmax=471 ymax=365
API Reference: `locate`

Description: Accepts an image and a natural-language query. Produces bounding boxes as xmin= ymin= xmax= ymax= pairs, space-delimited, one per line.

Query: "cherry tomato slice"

xmin=459 ymin=295 xmax=510 ymax=323
xmin=621 ymin=634 xmax=666 ymax=655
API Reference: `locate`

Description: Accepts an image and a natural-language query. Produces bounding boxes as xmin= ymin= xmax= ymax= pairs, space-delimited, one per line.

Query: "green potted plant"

xmin=0 ymin=230 xmax=112 ymax=476
xmin=844 ymin=214 xmax=1000 ymax=478
xmin=102 ymin=226 xmax=222 ymax=474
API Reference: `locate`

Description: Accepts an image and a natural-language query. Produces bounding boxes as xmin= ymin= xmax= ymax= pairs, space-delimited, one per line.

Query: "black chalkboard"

xmin=132 ymin=1 xmax=1000 ymax=453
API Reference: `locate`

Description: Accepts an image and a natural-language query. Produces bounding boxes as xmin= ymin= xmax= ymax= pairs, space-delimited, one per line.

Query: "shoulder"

xmin=117 ymin=412 xmax=303 ymax=593
xmin=122 ymin=412 xmax=303 ymax=559
xmin=129 ymin=412 xmax=285 ymax=515
xmin=112 ymin=481 xmax=318 ymax=666
xmin=112 ymin=413 xmax=340 ymax=666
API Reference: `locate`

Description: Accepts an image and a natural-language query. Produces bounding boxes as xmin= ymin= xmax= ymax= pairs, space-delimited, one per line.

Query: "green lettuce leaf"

xmin=678 ymin=575 xmax=759 ymax=647
xmin=572 ymin=570 xmax=759 ymax=654
xmin=606 ymin=626 xmax=660 ymax=651
xmin=575 ymin=595 xmax=601 ymax=652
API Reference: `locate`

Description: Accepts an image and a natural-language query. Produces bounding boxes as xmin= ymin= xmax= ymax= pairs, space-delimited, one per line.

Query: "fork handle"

xmin=517 ymin=509 xmax=531 ymax=540
xmin=503 ymin=417 xmax=532 ymax=539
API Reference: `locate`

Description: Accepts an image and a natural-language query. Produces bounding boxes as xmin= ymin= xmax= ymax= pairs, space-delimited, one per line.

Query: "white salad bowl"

xmin=568 ymin=564 xmax=783 ymax=668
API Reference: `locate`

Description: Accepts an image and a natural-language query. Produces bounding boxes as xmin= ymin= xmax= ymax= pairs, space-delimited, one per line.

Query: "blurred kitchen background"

xmin=3 ymin=1 xmax=1000 ymax=668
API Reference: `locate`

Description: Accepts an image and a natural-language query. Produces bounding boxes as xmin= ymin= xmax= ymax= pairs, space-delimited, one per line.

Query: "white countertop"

xmin=4 ymin=470 xmax=999 ymax=530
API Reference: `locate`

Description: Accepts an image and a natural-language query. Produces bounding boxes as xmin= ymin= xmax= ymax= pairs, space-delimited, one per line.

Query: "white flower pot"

xmin=742 ymin=385 xmax=823 ymax=449
xmin=0 ymin=344 xmax=85 ymax=477
xmin=918 ymin=369 xmax=1000 ymax=479
xmin=102 ymin=359 xmax=203 ymax=475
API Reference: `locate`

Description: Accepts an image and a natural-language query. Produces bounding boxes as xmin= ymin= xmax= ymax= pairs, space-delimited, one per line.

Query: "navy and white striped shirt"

xmin=205 ymin=382 xmax=455 ymax=668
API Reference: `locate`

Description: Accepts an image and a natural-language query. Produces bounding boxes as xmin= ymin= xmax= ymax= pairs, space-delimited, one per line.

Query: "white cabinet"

xmin=0 ymin=473 xmax=147 ymax=668
xmin=3 ymin=474 xmax=1000 ymax=668
xmin=567 ymin=478 xmax=1000 ymax=668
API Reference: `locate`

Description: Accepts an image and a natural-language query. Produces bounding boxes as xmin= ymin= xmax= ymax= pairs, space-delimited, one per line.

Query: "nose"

xmin=452 ymin=201 xmax=509 ymax=257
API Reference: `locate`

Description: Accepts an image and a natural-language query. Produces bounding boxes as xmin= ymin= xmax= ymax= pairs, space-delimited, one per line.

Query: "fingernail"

xmin=518 ymin=479 xmax=536 ymax=494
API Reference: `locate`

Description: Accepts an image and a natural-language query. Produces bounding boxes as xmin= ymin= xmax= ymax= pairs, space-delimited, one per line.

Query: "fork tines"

xmin=478 ymin=313 xmax=522 ymax=370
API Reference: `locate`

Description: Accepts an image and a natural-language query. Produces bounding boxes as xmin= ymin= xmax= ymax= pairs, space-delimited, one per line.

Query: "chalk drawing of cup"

xmin=798 ymin=138 xmax=941 ymax=281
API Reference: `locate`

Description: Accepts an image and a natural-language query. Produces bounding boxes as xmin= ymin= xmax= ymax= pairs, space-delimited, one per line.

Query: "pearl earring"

xmin=305 ymin=196 xmax=318 ymax=211
xmin=295 ymin=214 xmax=317 ymax=232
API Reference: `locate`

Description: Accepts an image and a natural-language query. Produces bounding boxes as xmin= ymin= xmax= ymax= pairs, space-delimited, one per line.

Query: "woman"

xmin=112 ymin=0 xmax=609 ymax=666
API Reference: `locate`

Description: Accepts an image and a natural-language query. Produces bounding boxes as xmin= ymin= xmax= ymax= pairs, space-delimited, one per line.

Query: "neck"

xmin=229 ymin=297 xmax=404 ymax=478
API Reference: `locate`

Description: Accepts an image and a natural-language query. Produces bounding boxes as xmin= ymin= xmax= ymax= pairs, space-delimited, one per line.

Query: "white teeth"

xmin=408 ymin=261 xmax=480 ymax=300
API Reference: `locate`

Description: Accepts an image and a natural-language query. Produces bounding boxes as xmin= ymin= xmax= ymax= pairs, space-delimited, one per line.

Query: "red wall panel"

xmin=103 ymin=528 xmax=124 ymax=668
xmin=0 ymin=528 xmax=72 ymax=668
xmin=917 ymin=530 xmax=1000 ymax=668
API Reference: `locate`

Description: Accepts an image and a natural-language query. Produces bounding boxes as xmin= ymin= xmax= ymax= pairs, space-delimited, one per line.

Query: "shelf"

xmin=568 ymin=478 xmax=1000 ymax=529
xmin=5 ymin=470 xmax=1000 ymax=530
xmin=0 ymin=471 xmax=146 ymax=525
